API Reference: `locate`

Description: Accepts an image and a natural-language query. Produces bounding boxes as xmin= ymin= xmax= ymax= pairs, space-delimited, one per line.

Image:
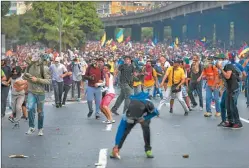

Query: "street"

xmin=2 ymin=94 xmax=249 ymax=168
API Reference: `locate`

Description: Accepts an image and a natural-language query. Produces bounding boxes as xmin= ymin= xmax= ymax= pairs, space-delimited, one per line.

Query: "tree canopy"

xmin=1 ymin=2 xmax=103 ymax=50
xmin=1 ymin=1 xmax=11 ymax=17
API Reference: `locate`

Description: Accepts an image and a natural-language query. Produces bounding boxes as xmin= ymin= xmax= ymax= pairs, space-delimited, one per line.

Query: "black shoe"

xmin=217 ymin=121 xmax=226 ymax=127
xmin=188 ymin=107 xmax=192 ymax=111
xmin=87 ymin=112 xmax=93 ymax=118
xmin=59 ymin=103 xmax=62 ymax=107
xmin=95 ymin=116 xmax=100 ymax=120
xmin=56 ymin=104 xmax=60 ymax=108
xmin=169 ymin=108 xmax=173 ymax=113
xmin=191 ymin=104 xmax=198 ymax=108
xmin=112 ymin=111 xmax=119 ymax=115
xmin=62 ymin=102 xmax=65 ymax=106
xmin=184 ymin=112 xmax=188 ymax=116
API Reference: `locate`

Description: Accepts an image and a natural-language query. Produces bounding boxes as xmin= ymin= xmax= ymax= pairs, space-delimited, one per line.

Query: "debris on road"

xmin=9 ymin=155 xmax=29 ymax=158
xmin=182 ymin=154 xmax=189 ymax=158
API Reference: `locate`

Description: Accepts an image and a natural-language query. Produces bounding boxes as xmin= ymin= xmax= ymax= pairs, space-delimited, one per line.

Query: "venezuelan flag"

xmin=106 ymin=39 xmax=113 ymax=46
xmin=116 ymin=29 xmax=124 ymax=43
xmin=238 ymin=44 xmax=249 ymax=57
xmin=175 ymin=37 xmax=179 ymax=45
xmin=100 ymin=32 xmax=106 ymax=47
xmin=201 ymin=37 xmax=206 ymax=42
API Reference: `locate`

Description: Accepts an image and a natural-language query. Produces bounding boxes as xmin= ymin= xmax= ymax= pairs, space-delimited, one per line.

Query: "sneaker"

xmin=38 ymin=129 xmax=44 ymax=136
xmin=56 ymin=104 xmax=60 ymax=108
xmin=184 ymin=112 xmax=188 ymax=116
xmin=222 ymin=122 xmax=233 ymax=128
xmin=59 ymin=103 xmax=62 ymax=108
xmin=110 ymin=147 xmax=121 ymax=159
xmin=204 ymin=112 xmax=212 ymax=117
xmin=191 ymin=104 xmax=198 ymax=108
xmin=26 ymin=127 xmax=35 ymax=135
xmin=231 ymin=124 xmax=243 ymax=130
xmin=8 ymin=117 xmax=15 ymax=123
xmin=146 ymin=150 xmax=154 ymax=158
xmin=169 ymin=108 xmax=173 ymax=113
xmin=62 ymin=103 xmax=65 ymax=106
xmin=188 ymin=107 xmax=192 ymax=111
xmin=102 ymin=120 xmax=111 ymax=124
xmin=199 ymin=107 xmax=203 ymax=111
xmin=96 ymin=116 xmax=100 ymax=120
xmin=77 ymin=98 xmax=81 ymax=102
xmin=87 ymin=112 xmax=93 ymax=118
xmin=217 ymin=121 xmax=226 ymax=127
xmin=215 ymin=112 xmax=221 ymax=117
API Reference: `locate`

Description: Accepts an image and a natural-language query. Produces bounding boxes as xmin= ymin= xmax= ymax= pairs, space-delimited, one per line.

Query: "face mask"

xmin=222 ymin=60 xmax=229 ymax=67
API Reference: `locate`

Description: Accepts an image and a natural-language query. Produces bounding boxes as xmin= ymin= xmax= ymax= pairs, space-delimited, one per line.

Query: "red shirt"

xmin=85 ymin=66 xmax=103 ymax=87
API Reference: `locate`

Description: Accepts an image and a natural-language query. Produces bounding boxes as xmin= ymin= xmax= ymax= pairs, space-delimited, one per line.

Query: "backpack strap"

xmin=172 ymin=68 xmax=175 ymax=85
xmin=40 ymin=63 xmax=45 ymax=79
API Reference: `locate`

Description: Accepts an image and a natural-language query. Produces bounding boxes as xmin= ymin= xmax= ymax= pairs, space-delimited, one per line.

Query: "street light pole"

xmin=59 ymin=1 xmax=62 ymax=57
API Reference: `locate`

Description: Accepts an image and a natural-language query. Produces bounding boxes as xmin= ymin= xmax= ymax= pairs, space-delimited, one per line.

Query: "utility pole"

xmin=59 ymin=1 xmax=62 ymax=57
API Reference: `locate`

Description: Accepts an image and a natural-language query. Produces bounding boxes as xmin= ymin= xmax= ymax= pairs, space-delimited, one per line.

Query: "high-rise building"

xmin=6 ymin=1 xmax=32 ymax=16
xmin=96 ymin=2 xmax=111 ymax=17
xmin=110 ymin=1 xmax=154 ymax=14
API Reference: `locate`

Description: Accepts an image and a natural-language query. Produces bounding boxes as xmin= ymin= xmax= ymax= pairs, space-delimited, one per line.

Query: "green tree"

xmin=44 ymin=16 xmax=85 ymax=50
xmin=1 ymin=1 xmax=11 ymax=17
xmin=142 ymin=27 xmax=153 ymax=41
xmin=2 ymin=15 xmax=20 ymax=39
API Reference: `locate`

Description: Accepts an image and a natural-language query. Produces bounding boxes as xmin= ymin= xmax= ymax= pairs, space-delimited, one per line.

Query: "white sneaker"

xmin=199 ymin=107 xmax=203 ymax=111
xmin=38 ymin=129 xmax=44 ymax=136
xmin=26 ymin=127 xmax=35 ymax=135
xmin=103 ymin=120 xmax=111 ymax=124
xmin=111 ymin=120 xmax=115 ymax=123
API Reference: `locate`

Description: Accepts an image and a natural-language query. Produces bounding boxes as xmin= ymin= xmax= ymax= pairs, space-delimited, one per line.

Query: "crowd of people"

xmin=1 ymin=39 xmax=249 ymax=157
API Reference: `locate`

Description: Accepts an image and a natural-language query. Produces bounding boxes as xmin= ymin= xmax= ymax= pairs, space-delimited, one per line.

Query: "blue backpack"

xmin=129 ymin=92 xmax=150 ymax=104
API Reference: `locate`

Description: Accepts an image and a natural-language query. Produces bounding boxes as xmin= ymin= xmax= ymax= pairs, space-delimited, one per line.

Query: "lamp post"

xmin=59 ymin=1 xmax=62 ymax=57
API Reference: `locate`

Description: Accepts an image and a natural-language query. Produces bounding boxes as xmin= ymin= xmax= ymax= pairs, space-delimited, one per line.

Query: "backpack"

xmin=129 ymin=92 xmax=150 ymax=104
xmin=231 ymin=64 xmax=242 ymax=82
xmin=27 ymin=61 xmax=44 ymax=79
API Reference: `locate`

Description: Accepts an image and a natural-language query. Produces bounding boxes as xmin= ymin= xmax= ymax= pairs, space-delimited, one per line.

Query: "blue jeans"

xmin=153 ymin=80 xmax=163 ymax=98
xmin=226 ymin=89 xmax=241 ymax=125
xmin=220 ymin=89 xmax=227 ymax=122
xmin=86 ymin=86 xmax=102 ymax=115
xmin=206 ymin=85 xmax=220 ymax=113
xmin=27 ymin=92 xmax=45 ymax=129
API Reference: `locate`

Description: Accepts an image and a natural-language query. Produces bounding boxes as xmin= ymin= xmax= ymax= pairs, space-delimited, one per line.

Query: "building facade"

xmin=6 ymin=1 xmax=31 ymax=16
xmin=110 ymin=2 xmax=154 ymax=14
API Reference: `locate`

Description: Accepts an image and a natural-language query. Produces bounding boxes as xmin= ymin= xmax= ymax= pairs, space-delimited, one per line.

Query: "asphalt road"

xmin=1 ymin=92 xmax=249 ymax=168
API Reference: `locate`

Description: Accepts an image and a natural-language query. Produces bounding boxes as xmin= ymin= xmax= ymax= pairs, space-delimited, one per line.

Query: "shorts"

xmin=101 ymin=93 xmax=115 ymax=107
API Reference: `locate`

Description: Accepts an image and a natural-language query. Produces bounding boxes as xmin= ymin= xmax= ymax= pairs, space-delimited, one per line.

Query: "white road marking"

xmin=95 ymin=148 xmax=108 ymax=168
xmin=240 ymin=117 xmax=249 ymax=124
xmin=105 ymin=124 xmax=112 ymax=131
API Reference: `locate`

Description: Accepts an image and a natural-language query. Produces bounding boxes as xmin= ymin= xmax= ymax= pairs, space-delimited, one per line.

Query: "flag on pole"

xmin=116 ymin=29 xmax=124 ymax=43
xmin=100 ymin=32 xmax=106 ymax=47
xmin=125 ymin=36 xmax=131 ymax=43
xmin=106 ymin=39 xmax=113 ymax=46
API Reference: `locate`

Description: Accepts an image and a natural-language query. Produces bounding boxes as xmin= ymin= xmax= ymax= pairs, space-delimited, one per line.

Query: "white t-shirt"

xmin=107 ymin=73 xmax=115 ymax=94
xmin=164 ymin=61 xmax=170 ymax=69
